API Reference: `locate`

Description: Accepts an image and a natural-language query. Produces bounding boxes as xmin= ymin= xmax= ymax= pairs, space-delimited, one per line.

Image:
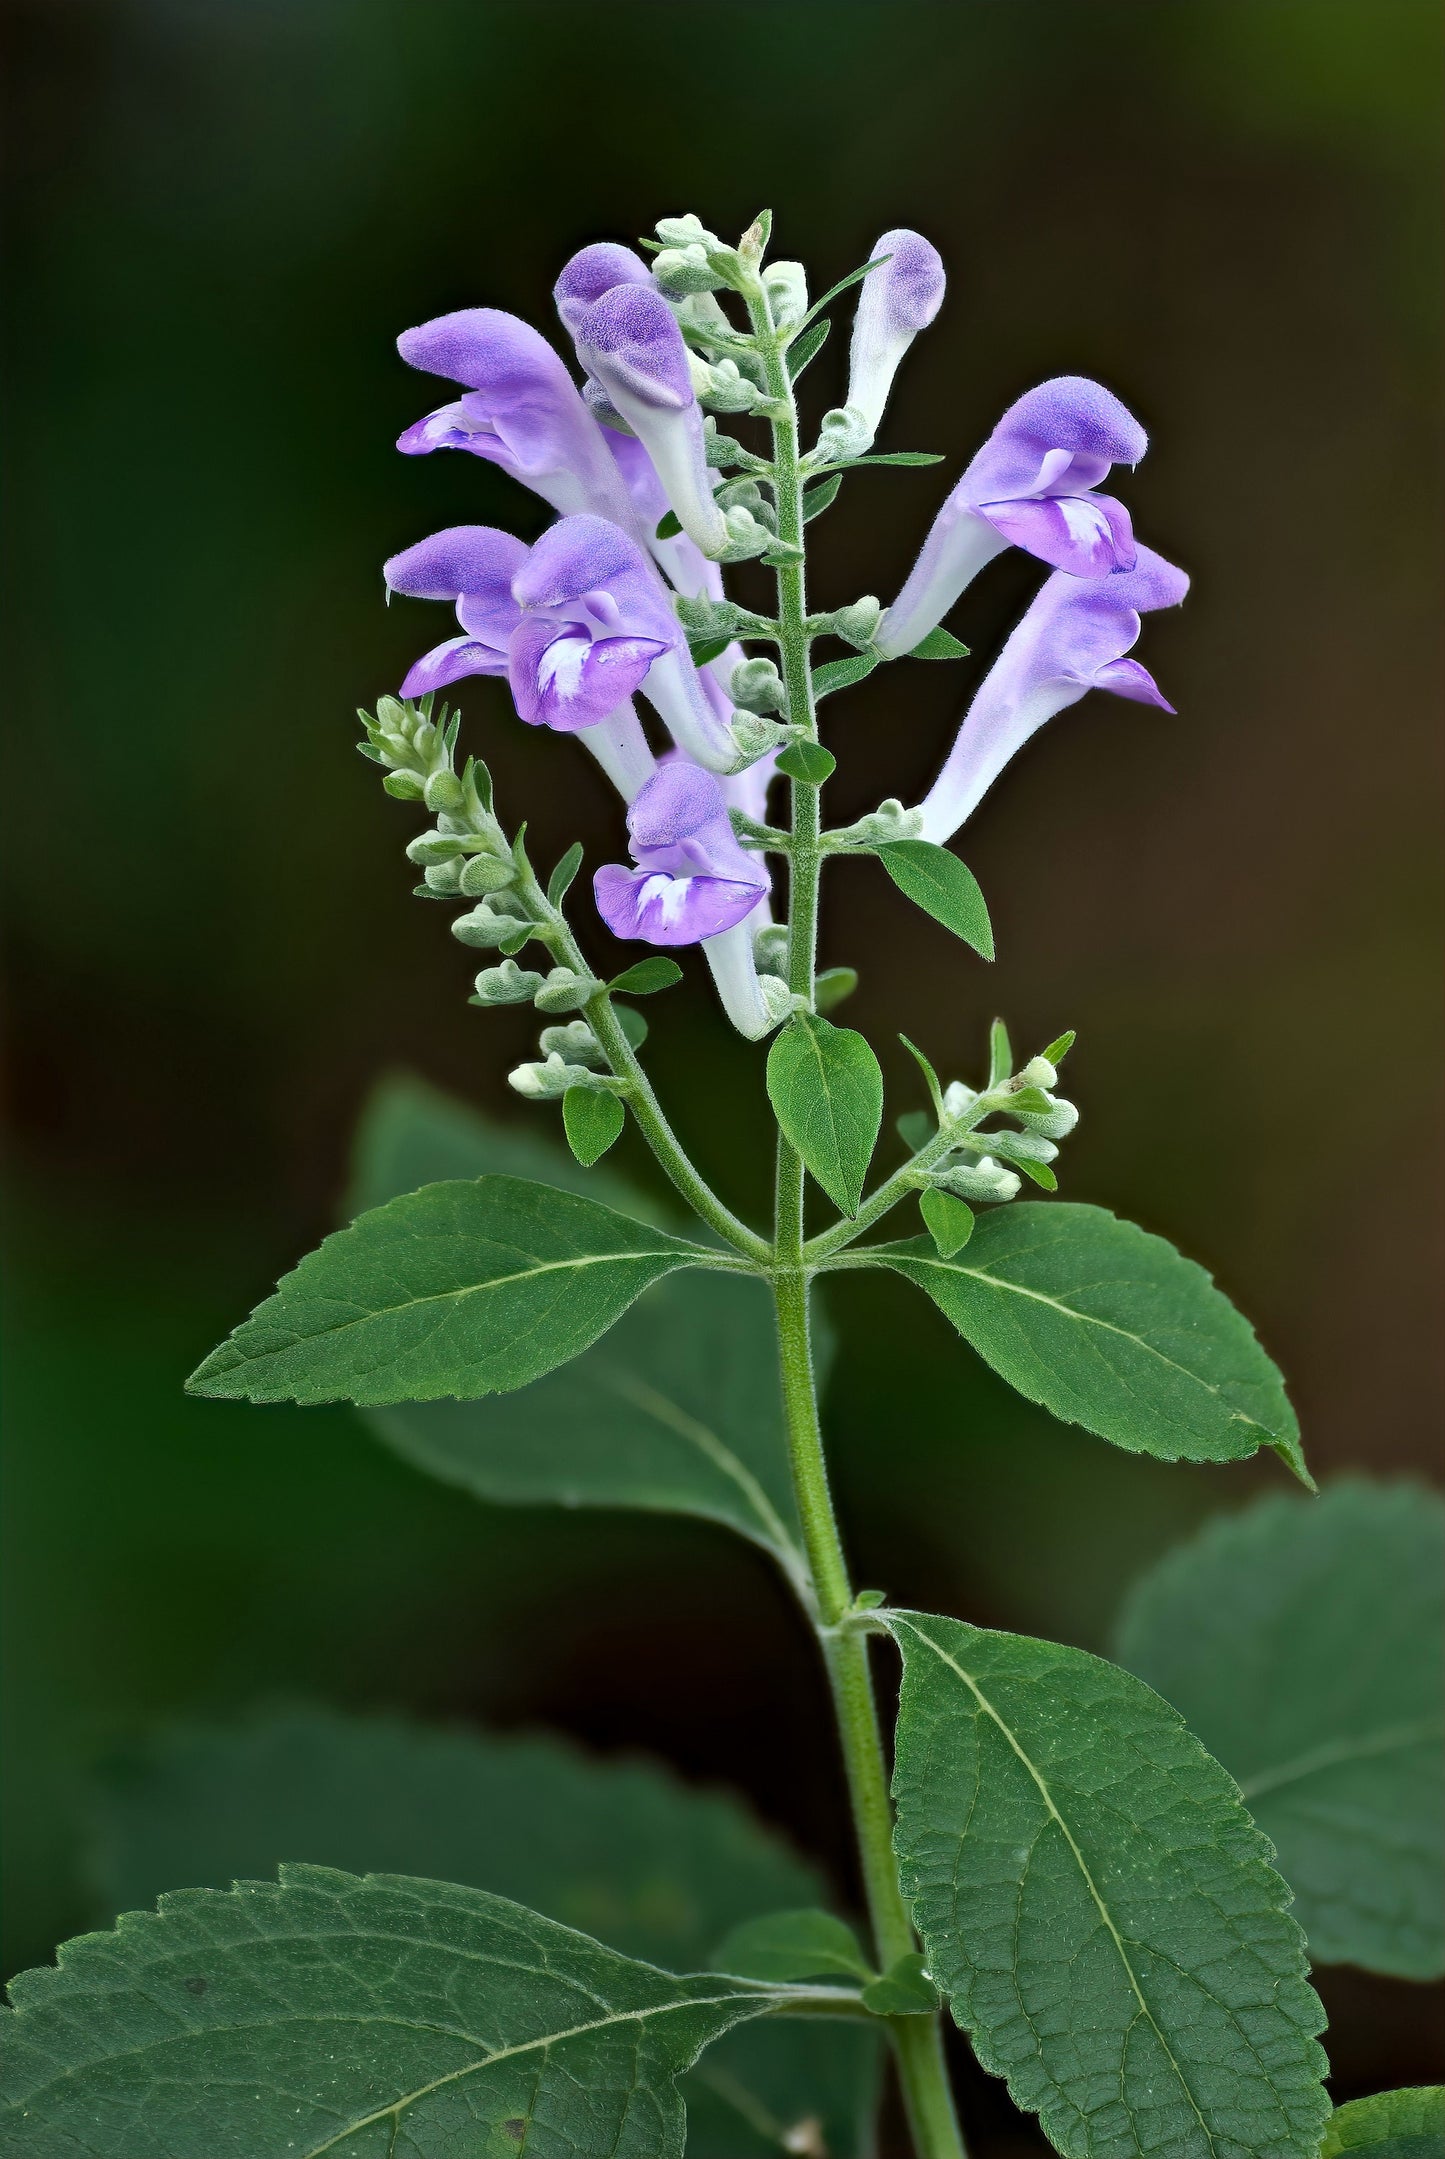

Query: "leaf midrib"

xmin=595 ymin=1365 xmax=803 ymax=1566
xmin=894 ymin=1617 xmax=1222 ymax=2159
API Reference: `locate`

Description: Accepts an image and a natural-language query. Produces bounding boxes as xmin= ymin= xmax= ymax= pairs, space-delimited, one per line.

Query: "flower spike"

xmin=877 ymin=376 xmax=1148 ymax=658
xmin=915 ymin=546 xmax=1189 ymax=843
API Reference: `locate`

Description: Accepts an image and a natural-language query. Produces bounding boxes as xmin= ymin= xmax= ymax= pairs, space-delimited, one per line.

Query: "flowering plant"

xmin=4 ymin=213 xmax=1439 ymax=2159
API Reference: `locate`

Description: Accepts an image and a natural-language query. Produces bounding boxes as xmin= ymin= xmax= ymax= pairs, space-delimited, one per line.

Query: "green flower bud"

xmin=534 ymin=966 xmax=603 ymax=1015
xmin=458 ymin=853 xmax=516 ymax=898
xmin=754 ymin=924 xmax=790 ymax=977
xmin=816 ymin=404 xmax=874 ymax=462
xmin=762 ymin=261 xmax=807 ymax=329
xmin=473 ymin=960 xmax=545 ymax=1005
xmin=1020 ymin=1055 xmax=1058 ymax=1090
xmin=728 ymin=712 xmax=794 ymax=769
xmin=382 ymin=770 xmax=425 ymax=802
xmin=933 ymin=1156 xmax=1021 ymax=1204
xmin=538 ymin=1021 xmax=606 ymax=1067
xmin=406 ymin=831 xmax=466 ymax=866
xmin=655 ymin=243 xmax=728 ymax=296
xmin=451 ymin=902 xmax=523 ymax=949
xmin=1014 ymin=1096 xmax=1079 ymax=1141
xmin=423 ymin=769 xmax=466 ymax=815
xmin=831 ymin=595 xmax=883 ymax=650
xmin=730 ymin=657 xmax=785 ymax=714
xmin=423 ymin=858 xmax=464 ymax=893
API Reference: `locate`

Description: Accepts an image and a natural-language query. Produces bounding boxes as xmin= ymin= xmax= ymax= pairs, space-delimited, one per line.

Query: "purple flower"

xmin=383 ymin=525 xmax=529 ymax=697
xmin=594 ymin=760 xmax=769 ymax=947
xmin=395 ymin=308 xmax=637 ymax=530
xmin=846 ymin=229 xmax=946 ymax=437
xmin=916 ymin=547 xmax=1189 ymax=843
xmin=556 ymin=247 xmax=728 ymax=559
xmin=877 ymin=377 xmax=1148 ymax=659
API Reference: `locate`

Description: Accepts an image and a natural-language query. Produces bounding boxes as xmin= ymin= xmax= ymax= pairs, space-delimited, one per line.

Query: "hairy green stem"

xmin=752 ymin=277 xmax=968 ymax=2159
xmin=805 ymin=1093 xmax=1005 ymax=1264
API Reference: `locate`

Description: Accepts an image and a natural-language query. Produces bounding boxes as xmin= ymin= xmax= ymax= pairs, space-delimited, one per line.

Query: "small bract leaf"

xmin=812 ymin=652 xmax=880 ymax=701
xmin=777 ymin=740 xmax=837 ymax=786
xmin=786 ymin=315 xmax=831 ymax=380
xmin=899 ymin=1032 xmax=944 ymax=1116
xmin=1322 ymin=2087 xmax=1445 ymax=2157
xmin=860 ymin=1952 xmax=939 ymax=2016
xmin=611 ymin=957 xmax=684 ymax=996
xmin=885 ymin=1610 xmax=1329 ymax=2159
xmin=801 ymin=473 xmax=844 ymax=523
xmin=987 ymin=1019 xmax=1014 ymax=1089
xmin=1116 ymin=1481 xmax=1445 ymax=1977
xmin=613 ymin=1003 xmax=648 ymax=1049
xmin=896 ymin=1110 xmax=933 ymax=1154
xmin=563 ymin=1086 xmax=625 ymax=1167
xmin=547 ymin=839 xmax=584 ymax=907
xmin=711 ymin=1908 xmax=870 ymax=1984
xmin=905 ymin=625 xmax=971 ymax=659
xmin=768 ymin=1014 xmax=883 ymax=1217
xmin=656 ymin=508 xmax=683 ymax=540
xmin=814 ymin=965 xmax=859 ymax=1013
xmin=1042 ymin=1027 xmax=1077 ymax=1064
xmin=920 ymin=1188 xmax=974 ymax=1258
xmin=879 ymin=841 xmax=994 ymax=959
xmin=687 ymin=635 xmax=731 ymax=666
xmin=860 ymin=1203 xmax=1310 ymax=1480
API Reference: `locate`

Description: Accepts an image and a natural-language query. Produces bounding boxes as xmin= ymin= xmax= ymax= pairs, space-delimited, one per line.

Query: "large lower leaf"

xmin=857 ymin=1203 xmax=1308 ymax=1481
xmin=767 ymin=1014 xmax=883 ymax=1217
xmin=1322 ymin=2088 xmax=1445 ymax=2157
xmin=187 ymin=1177 xmax=712 ymax=1406
xmin=84 ymin=1711 xmax=881 ymax=2159
xmin=367 ymin=1270 xmax=807 ymax=1576
xmin=884 ymin=1609 xmax=1329 ymax=2159
xmin=0 ymin=1867 xmax=818 ymax=2158
xmin=1115 ymin=1481 xmax=1445 ymax=1977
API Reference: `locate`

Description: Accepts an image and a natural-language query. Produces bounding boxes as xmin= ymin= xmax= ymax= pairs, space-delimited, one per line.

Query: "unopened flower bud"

xmin=1015 ymin=1096 xmax=1079 ymax=1141
xmin=382 ymin=770 xmax=425 ymax=802
xmin=452 ymin=903 xmax=522 ymax=950
xmin=978 ymin=1129 xmax=1059 ymax=1164
xmin=758 ymin=973 xmax=800 ymax=1030
xmin=458 ymin=853 xmax=515 ymax=898
xmin=534 ymin=966 xmax=603 ymax=1015
xmin=423 ymin=769 xmax=466 ymax=815
xmin=720 ymin=506 xmax=773 ymax=560
xmin=423 ymin=859 xmax=464 ymax=893
xmin=656 ymin=213 xmax=720 ymax=251
xmin=763 ymin=261 xmax=808 ymax=329
xmin=406 ymin=831 xmax=465 ymax=866
xmin=934 ymin=1156 xmax=1022 ymax=1204
xmin=942 ymin=1080 xmax=978 ymax=1121
xmin=474 ymin=960 xmax=545 ymax=1005
xmin=374 ymin=695 xmax=409 ymax=733
xmin=816 ymin=404 xmax=874 ymax=462
xmin=654 ymin=243 xmax=727 ymax=296
xmin=538 ymin=1021 xmax=606 ymax=1067
xmin=831 ymin=596 xmax=883 ymax=650
xmin=754 ymin=923 xmax=790 ymax=977
xmin=834 ymin=798 xmax=924 ymax=847
xmin=507 ymin=1053 xmax=575 ymax=1100
xmin=728 ymin=712 xmax=793 ymax=770
xmin=1020 ymin=1055 xmax=1058 ymax=1090
xmin=730 ymin=657 xmax=785 ymax=714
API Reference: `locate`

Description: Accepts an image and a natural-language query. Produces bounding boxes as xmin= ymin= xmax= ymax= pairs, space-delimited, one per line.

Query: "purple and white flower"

xmin=556 ymin=247 xmax=729 ymax=559
xmin=593 ymin=759 xmax=769 ymax=947
xmin=877 ymin=377 xmax=1148 ymax=658
xmin=846 ymin=229 xmax=946 ymax=438
xmin=395 ymin=307 xmax=640 ymax=534
xmin=915 ymin=546 xmax=1189 ymax=843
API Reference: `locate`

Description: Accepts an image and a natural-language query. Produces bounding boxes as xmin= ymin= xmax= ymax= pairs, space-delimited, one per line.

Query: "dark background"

xmin=3 ymin=2 xmax=1441 ymax=2149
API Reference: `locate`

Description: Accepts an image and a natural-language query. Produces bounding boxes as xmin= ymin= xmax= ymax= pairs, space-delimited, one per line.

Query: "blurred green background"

xmin=3 ymin=1 xmax=1441 ymax=2149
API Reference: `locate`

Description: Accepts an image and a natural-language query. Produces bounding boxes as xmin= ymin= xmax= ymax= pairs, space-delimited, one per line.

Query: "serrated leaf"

xmin=814 ymin=966 xmax=858 ymax=1014
xmin=563 ymin=1086 xmax=625 ymax=1167
xmin=547 ymin=839 xmax=584 ymax=907
xmin=83 ymin=1711 xmax=883 ymax=2159
xmin=0 ymin=1866 xmax=802 ymax=2158
xmin=878 ymin=841 xmax=994 ymax=958
xmin=884 ymin=1610 xmax=1329 ymax=2159
xmin=611 ymin=957 xmax=684 ymax=996
xmin=860 ymin=1953 xmax=939 ymax=2016
xmin=801 ymin=473 xmax=843 ymax=523
xmin=905 ymin=625 xmax=971 ymax=660
xmin=785 ymin=316 xmax=831 ymax=380
xmin=811 ymin=652 xmax=880 ymax=701
xmin=1322 ymin=2088 xmax=1445 ymax=2156
xmin=1115 ymin=1481 xmax=1445 ymax=1977
xmin=711 ymin=1909 xmax=870 ymax=1984
xmin=920 ymin=1188 xmax=973 ymax=1258
xmin=368 ymin=1270 xmax=809 ymax=1569
xmin=857 ymin=1203 xmax=1310 ymax=1480
xmin=776 ymin=740 xmax=836 ymax=785
xmin=767 ymin=1014 xmax=883 ymax=1217
xmin=187 ymin=1177 xmax=707 ymax=1407
xmin=347 ymin=1074 xmax=659 ymax=1223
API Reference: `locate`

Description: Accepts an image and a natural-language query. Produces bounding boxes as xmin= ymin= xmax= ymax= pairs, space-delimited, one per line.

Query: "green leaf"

xmin=347 ymin=1073 xmax=661 ymax=1224
xmin=711 ymin=1909 xmax=870 ymax=1984
xmin=987 ymin=1018 xmax=1013 ymax=1089
xmin=563 ymin=1086 xmax=625 ymax=1167
xmin=1011 ymin=1154 xmax=1058 ymax=1191
xmin=1115 ymin=1481 xmax=1445 ymax=1978
xmin=860 ymin=1953 xmax=939 ymax=2017
xmin=656 ymin=508 xmax=683 ymax=539
xmin=547 ymin=839 xmax=584 ymax=907
xmin=920 ymin=1188 xmax=973 ymax=1258
xmin=767 ymin=1014 xmax=883 ymax=1217
xmin=83 ymin=1710 xmax=884 ymax=2159
xmin=821 ymin=451 xmax=945 ymax=470
xmin=899 ymin=1031 xmax=944 ymax=1116
xmin=796 ymin=254 xmax=889 ymax=330
xmin=367 ymin=1268 xmax=809 ymax=1570
xmin=187 ymin=1177 xmax=706 ymax=1407
xmin=611 ymin=956 xmax=684 ymax=996
xmin=884 ymin=1610 xmax=1329 ymax=2159
xmin=776 ymin=740 xmax=836 ymax=786
xmin=878 ymin=841 xmax=994 ymax=959
xmin=811 ymin=652 xmax=880 ymax=701
xmin=1322 ymin=2088 xmax=1445 ymax=2157
xmin=814 ymin=965 xmax=858 ymax=1013
xmin=785 ymin=315 xmax=830 ymax=380
xmin=905 ymin=625 xmax=971 ymax=659
xmin=687 ymin=635 xmax=731 ymax=667
xmin=0 ymin=1866 xmax=802 ymax=2158
xmin=613 ymin=1004 xmax=648 ymax=1050
xmin=896 ymin=1110 xmax=933 ymax=1153
xmin=801 ymin=473 xmax=842 ymax=522
xmin=862 ymin=1203 xmax=1311 ymax=1481
xmin=1042 ymin=1027 xmax=1076 ymax=1065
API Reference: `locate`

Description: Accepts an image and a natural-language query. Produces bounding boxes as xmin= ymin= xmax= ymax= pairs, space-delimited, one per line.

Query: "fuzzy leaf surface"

xmin=84 ymin=1711 xmax=881 ymax=2159
xmin=860 ymin=1204 xmax=1308 ymax=1480
xmin=0 ymin=1866 xmax=799 ymax=2158
xmin=877 ymin=841 xmax=993 ymax=958
xmin=885 ymin=1611 xmax=1329 ymax=2159
xmin=1115 ymin=1482 xmax=1445 ymax=1976
xmin=767 ymin=1014 xmax=883 ymax=1217
xmin=1322 ymin=2088 xmax=1445 ymax=2156
xmin=187 ymin=1177 xmax=707 ymax=1407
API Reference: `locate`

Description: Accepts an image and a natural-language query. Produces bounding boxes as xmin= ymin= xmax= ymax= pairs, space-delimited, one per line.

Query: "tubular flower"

xmin=556 ymin=248 xmax=729 ymax=559
xmin=877 ymin=377 xmax=1148 ymax=659
xmin=395 ymin=307 xmax=639 ymax=533
xmin=915 ymin=547 xmax=1189 ymax=844
xmin=593 ymin=760 xmax=769 ymax=947
xmin=845 ymin=229 xmax=946 ymax=439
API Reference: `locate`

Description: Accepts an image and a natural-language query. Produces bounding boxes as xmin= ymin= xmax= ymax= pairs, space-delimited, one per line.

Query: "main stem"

xmin=752 ymin=282 xmax=967 ymax=2159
